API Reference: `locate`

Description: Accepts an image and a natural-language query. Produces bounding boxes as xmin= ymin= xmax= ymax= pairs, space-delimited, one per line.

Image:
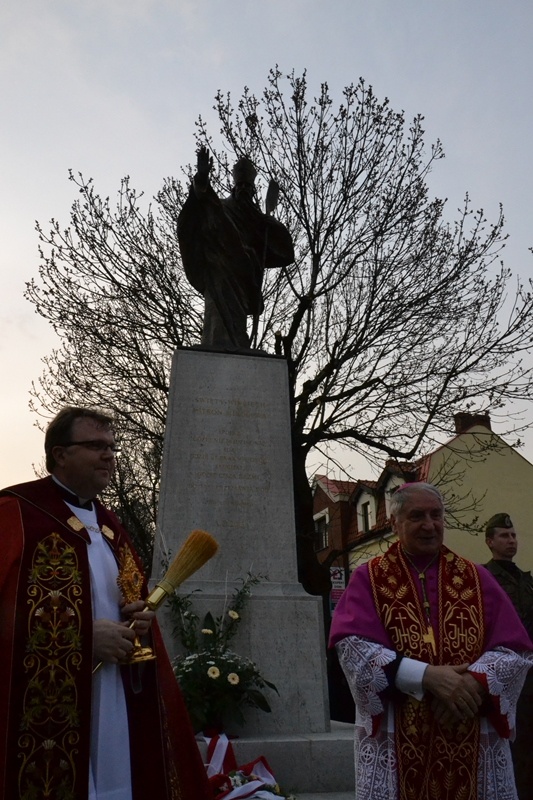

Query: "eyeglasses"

xmin=61 ymin=440 xmax=121 ymax=454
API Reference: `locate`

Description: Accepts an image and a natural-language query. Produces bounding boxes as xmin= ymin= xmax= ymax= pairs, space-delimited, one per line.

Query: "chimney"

xmin=454 ymin=412 xmax=492 ymax=434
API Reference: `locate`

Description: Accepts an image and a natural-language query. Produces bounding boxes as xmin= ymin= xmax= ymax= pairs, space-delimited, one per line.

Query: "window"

xmin=313 ymin=511 xmax=329 ymax=550
xmin=361 ymin=501 xmax=371 ymax=533
xmin=385 ymin=477 xmax=404 ymax=518
xmin=357 ymin=493 xmax=375 ymax=533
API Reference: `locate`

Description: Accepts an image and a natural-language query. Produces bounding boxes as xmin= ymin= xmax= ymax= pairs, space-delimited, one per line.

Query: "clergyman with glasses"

xmin=330 ymin=481 xmax=533 ymax=800
xmin=0 ymin=406 xmax=210 ymax=800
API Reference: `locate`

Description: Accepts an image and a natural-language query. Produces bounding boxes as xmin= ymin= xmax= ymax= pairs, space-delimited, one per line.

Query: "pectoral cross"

xmin=422 ymin=624 xmax=437 ymax=656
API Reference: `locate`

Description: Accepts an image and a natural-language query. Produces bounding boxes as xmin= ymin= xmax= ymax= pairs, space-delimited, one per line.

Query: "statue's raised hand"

xmin=196 ymin=146 xmax=213 ymax=177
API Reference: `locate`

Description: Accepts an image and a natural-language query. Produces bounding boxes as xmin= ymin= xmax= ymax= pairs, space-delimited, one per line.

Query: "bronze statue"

xmin=177 ymin=147 xmax=295 ymax=350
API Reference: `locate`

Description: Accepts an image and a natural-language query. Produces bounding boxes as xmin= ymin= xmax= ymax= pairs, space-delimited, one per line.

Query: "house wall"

xmin=348 ymin=532 xmax=396 ymax=571
xmin=427 ymin=426 xmax=533 ymax=569
xmin=313 ymin=484 xmax=347 ymax=561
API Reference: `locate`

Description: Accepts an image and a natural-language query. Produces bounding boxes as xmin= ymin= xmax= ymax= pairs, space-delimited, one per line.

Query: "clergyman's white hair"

xmin=389 ymin=482 xmax=444 ymax=518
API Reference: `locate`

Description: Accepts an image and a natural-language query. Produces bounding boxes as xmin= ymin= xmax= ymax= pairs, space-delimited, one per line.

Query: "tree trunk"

xmin=292 ymin=441 xmax=332 ymax=596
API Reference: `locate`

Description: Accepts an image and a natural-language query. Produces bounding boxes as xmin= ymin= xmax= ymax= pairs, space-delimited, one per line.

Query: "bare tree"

xmin=26 ymin=68 xmax=533 ymax=587
xmin=27 ymin=176 xmax=201 ymax=568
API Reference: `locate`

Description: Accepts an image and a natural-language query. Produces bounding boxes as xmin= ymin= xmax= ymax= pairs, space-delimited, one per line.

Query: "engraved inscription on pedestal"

xmin=154 ymin=350 xmax=298 ymax=583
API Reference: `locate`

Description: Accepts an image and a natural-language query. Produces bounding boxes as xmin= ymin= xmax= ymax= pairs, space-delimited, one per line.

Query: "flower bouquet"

xmin=171 ymin=574 xmax=278 ymax=734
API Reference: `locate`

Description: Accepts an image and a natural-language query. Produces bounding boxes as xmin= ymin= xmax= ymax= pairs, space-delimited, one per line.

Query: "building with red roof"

xmin=312 ymin=411 xmax=533 ymax=579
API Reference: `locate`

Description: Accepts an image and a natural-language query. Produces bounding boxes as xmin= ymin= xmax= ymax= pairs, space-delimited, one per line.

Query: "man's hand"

xmin=431 ymin=698 xmax=458 ymax=729
xmin=121 ymin=599 xmax=155 ymax=638
xmin=93 ymin=619 xmax=136 ymax=664
xmin=423 ymin=664 xmax=486 ymax=722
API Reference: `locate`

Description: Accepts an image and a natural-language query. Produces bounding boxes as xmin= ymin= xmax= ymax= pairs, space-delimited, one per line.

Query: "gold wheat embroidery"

xmin=18 ymin=532 xmax=83 ymax=799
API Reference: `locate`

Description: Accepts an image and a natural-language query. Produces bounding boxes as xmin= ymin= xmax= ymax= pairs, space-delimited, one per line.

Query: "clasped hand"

xmin=93 ymin=600 xmax=155 ymax=664
xmin=422 ymin=663 xmax=486 ymax=728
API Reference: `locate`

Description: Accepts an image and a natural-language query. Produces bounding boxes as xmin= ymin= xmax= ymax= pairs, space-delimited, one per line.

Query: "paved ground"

xmin=296 ymin=794 xmax=353 ymax=799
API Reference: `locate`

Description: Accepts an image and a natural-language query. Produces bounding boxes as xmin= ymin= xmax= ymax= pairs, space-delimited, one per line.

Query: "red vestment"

xmin=0 ymin=476 xmax=212 ymax=800
xmin=367 ymin=544 xmax=484 ymax=800
xmin=330 ymin=541 xmax=533 ymax=800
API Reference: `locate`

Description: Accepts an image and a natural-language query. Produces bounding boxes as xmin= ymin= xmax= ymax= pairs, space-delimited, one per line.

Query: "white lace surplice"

xmin=337 ymin=635 xmax=533 ymax=800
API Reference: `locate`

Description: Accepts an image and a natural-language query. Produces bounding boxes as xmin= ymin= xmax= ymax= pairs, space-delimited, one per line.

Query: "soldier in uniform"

xmin=484 ymin=513 xmax=533 ymax=800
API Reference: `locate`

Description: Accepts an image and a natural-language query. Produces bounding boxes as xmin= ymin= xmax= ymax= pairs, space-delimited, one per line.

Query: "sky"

xmin=1 ymin=0 xmax=533 ymax=486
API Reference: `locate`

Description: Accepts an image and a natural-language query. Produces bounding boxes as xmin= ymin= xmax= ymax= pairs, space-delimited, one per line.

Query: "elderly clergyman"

xmin=330 ymin=482 xmax=533 ymax=800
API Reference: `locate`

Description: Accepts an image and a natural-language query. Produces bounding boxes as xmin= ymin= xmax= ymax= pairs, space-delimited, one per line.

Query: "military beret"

xmin=485 ymin=513 xmax=513 ymax=533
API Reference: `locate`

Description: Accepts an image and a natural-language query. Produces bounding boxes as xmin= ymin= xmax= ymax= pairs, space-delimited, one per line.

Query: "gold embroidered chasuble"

xmin=368 ymin=542 xmax=485 ymax=800
xmin=0 ymin=477 xmax=211 ymax=800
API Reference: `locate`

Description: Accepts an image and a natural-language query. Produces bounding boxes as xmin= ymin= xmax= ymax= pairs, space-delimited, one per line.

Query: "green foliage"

xmin=169 ymin=571 xmax=262 ymax=652
xmin=174 ymin=649 xmax=277 ymax=733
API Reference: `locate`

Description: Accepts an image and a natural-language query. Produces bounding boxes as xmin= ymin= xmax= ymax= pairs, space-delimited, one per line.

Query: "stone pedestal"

xmin=151 ymin=348 xmax=330 ymax=735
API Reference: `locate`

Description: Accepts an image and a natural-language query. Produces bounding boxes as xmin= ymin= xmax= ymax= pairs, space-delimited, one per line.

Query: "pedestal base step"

xmin=198 ymin=722 xmax=355 ymax=794
xmin=297 ymin=794 xmax=354 ymax=800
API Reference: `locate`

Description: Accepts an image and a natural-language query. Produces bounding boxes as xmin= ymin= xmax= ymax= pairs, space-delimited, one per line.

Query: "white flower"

xmin=207 ymin=666 xmax=220 ymax=679
xmin=227 ymin=672 xmax=240 ymax=685
xmin=230 ymin=772 xmax=246 ymax=787
xmin=228 ymin=610 xmax=239 ymax=620
xmin=201 ymin=628 xmax=213 ymax=634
